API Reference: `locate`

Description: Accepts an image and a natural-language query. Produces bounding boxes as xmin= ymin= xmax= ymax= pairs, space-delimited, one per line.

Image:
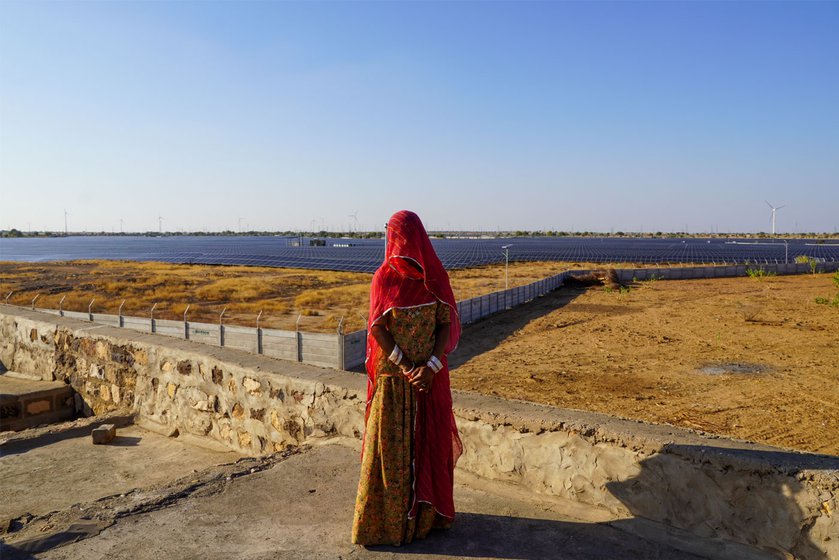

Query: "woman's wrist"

xmin=388 ymin=344 xmax=404 ymax=366
xmin=399 ymin=360 xmax=415 ymax=373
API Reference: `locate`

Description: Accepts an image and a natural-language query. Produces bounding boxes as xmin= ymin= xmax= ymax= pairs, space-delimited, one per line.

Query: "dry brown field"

xmin=1 ymin=260 xmax=837 ymax=455
xmin=0 ymin=260 xmax=608 ymax=333
xmin=451 ymin=273 xmax=839 ymax=455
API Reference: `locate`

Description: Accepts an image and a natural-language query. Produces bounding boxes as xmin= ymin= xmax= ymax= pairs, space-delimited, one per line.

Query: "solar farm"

xmin=1 ymin=235 xmax=838 ymax=272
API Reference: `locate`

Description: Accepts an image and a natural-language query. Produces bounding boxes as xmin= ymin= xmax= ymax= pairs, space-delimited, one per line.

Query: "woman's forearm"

xmin=432 ymin=323 xmax=449 ymax=360
xmin=370 ymin=324 xmax=396 ymax=356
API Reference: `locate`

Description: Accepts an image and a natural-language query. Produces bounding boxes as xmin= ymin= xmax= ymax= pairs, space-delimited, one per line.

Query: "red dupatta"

xmin=365 ymin=210 xmax=463 ymax=519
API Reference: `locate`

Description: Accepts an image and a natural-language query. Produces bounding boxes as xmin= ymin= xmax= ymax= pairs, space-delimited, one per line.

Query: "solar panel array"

xmin=1 ymin=236 xmax=837 ymax=273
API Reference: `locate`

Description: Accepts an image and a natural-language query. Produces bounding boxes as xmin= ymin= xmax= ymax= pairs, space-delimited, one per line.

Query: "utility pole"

xmin=501 ymin=245 xmax=512 ymax=290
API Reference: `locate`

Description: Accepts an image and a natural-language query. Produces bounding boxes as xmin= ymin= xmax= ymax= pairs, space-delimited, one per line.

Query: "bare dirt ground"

xmin=1 ymin=260 xmax=836 ymax=455
xmin=450 ymin=273 xmax=839 ymax=456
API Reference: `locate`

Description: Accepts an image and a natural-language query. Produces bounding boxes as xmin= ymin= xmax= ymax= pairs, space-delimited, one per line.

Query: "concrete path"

xmin=2 ymin=439 xmax=706 ymax=560
xmin=1 ymin=424 xmax=239 ymax=522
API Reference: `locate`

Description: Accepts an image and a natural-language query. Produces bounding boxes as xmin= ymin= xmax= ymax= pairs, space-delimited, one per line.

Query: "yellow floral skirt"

xmin=352 ymin=374 xmax=452 ymax=546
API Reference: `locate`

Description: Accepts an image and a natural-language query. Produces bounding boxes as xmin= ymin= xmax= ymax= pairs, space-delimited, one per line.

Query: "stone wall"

xmin=0 ymin=308 xmax=366 ymax=455
xmin=1 ymin=304 xmax=836 ymax=559
xmin=454 ymin=396 xmax=838 ymax=560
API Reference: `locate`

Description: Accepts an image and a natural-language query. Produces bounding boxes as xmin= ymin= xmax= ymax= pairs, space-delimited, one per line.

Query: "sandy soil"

xmin=450 ymin=273 xmax=839 ymax=455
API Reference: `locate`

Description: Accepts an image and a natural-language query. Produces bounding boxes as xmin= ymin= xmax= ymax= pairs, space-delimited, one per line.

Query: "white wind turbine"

xmin=765 ymin=201 xmax=785 ymax=235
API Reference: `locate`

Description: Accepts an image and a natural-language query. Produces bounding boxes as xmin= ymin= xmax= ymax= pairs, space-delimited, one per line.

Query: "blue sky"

xmin=1 ymin=1 xmax=837 ymax=233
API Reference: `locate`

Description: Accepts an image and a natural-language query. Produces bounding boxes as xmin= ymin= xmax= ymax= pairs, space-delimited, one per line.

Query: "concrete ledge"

xmin=1 ymin=305 xmax=836 ymax=559
xmin=0 ymin=373 xmax=76 ymax=431
xmin=452 ymin=392 xmax=838 ymax=559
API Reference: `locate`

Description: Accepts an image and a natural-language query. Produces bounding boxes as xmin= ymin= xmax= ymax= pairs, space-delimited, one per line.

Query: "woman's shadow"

xmin=366 ymin=510 xmax=706 ymax=559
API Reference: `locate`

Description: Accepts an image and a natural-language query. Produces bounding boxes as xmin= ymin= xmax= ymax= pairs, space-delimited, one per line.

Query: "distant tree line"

xmin=2 ymin=229 xmax=837 ymax=239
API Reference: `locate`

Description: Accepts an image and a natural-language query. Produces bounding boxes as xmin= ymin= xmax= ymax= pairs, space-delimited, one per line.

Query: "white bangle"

xmin=388 ymin=345 xmax=403 ymax=365
xmin=426 ymin=355 xmax=442 ymax=374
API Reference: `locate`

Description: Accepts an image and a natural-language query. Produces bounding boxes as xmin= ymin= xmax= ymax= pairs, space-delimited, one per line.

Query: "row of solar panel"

xmin=2 ymin=236 xmax=837 ymax=272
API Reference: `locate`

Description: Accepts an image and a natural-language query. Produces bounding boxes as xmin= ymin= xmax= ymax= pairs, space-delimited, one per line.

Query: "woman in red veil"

xmin=352 ymin=210 xmax=462 ymax=546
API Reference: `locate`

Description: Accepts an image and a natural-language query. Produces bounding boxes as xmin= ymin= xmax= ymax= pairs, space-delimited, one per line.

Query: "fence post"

xmin=256 ymin=310 xmax=263 ymax=355
xmin=88 ymin=298 xmax=95 ymax=321
xmin=219 ymin=307 xmax=226 ymax=347
xmin=295 ymin=314 xmax=302 ymax=362
xmin=150 ymin=302 xmax=157 ymax=333
xmin=32 ymin=294 xmax=40 ymax=311
xmin=59 ymin=295 xmax=66 ymax=317
xmin=184 ymin=304 xmax=191 ymax=340
xmin=118 ymin=300 xmax=125 ymax=327
xmin=337 ymin=317 xmax=345 ymax=370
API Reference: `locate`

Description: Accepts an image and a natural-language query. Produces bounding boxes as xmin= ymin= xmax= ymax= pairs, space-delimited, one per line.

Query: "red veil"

xmin=365 ymin=210 xmax=463 ymax=519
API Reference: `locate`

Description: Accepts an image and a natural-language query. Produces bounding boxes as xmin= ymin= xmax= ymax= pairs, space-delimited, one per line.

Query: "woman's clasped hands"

xmin=400 ymin=360 xmax=435 ymax=392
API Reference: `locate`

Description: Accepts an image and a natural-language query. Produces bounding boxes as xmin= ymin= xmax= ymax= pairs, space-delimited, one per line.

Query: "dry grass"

xmin=0 ymin=259 xmax=682 ymax=333
xmin=0 ymin=261 xmax=371 ymax=332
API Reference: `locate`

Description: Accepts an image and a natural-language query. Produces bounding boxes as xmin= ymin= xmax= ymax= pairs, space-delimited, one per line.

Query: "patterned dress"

xmin=352 ymin=301 xmax=453 ymax=546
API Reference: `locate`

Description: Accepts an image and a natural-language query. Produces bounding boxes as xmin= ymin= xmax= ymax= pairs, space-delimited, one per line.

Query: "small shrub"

xmin=746 ymin=267 xmax=775 ymax=280
xmin=815 ymin=296 xmax=830 ymax=305
xmin=833 ymin=271 xmax=839 ymax=290
xmin=737 ymin=302 xmax=762 ymax=322
xmin=794 ymin=255 xmax=818 ymax=275
xmin=640 ymin=274 xmax=661 ymax=287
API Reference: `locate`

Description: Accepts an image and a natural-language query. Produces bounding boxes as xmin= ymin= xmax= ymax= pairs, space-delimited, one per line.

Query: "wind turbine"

xmin=765 ymin=201 xmax=785 ymax=235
